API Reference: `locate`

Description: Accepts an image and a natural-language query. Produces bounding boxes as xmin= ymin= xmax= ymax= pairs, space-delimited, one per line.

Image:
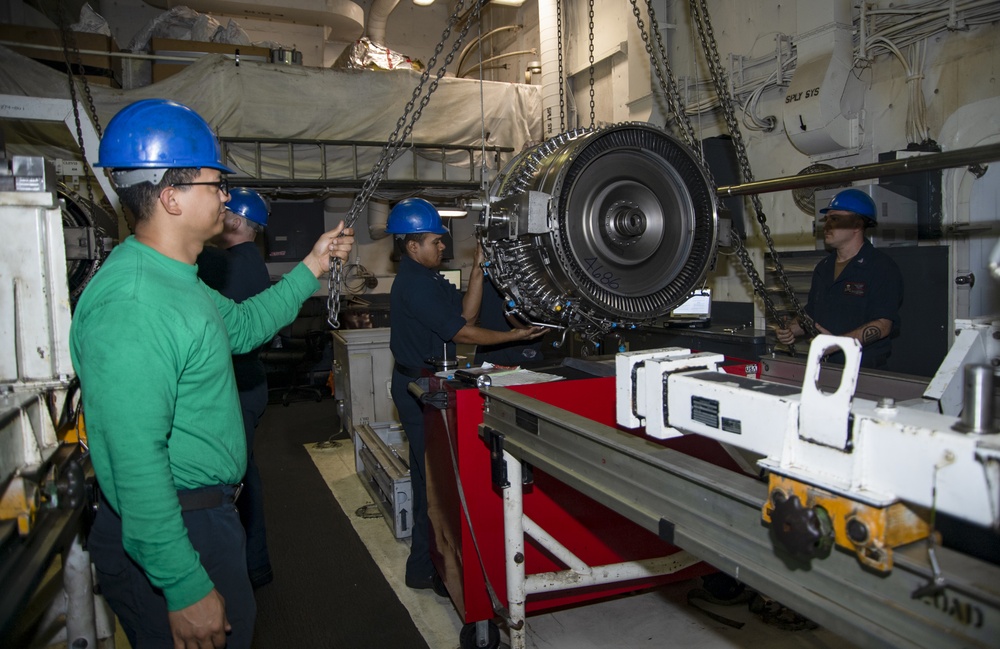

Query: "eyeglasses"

xmin=171 ymin=179 xmax=229 ymax=194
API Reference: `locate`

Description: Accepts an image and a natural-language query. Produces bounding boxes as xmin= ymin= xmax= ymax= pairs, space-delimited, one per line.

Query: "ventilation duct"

xmin=538 ymin=0 xmax=560 ymax=138
xmin=782 ymin=0 xmax=864 ymax=156
xmin=366 ymin=0 xmax=401 ymax=45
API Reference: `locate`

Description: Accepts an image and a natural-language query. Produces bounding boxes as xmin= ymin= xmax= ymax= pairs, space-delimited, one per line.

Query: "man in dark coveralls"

xmin=197 ymin=187 xmax=274 ymax=589
xmin=387 ymin=198 xmax=545 ymax=593
xmin=776 ymin=188 xmax=903 ymax=368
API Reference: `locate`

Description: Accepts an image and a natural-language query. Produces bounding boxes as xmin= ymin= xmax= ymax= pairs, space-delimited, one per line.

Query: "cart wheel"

xmin=460 ymin=621 xmax=500 ymax=649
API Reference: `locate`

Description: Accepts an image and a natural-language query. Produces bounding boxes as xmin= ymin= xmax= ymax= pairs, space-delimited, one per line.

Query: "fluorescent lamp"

xmin=490 ymin=0 xmax=526 ymax=5
xmin=413 ymin=0 xmax=435 ymax=5
xmin=437 ymin=208 xmax=468 ymax=218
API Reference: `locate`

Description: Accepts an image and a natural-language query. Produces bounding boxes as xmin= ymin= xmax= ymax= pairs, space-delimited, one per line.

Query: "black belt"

xmin=394 ymin=362 xmax=424 ymax=378
xmin=177 ymin=484 xmax=242 ymax=512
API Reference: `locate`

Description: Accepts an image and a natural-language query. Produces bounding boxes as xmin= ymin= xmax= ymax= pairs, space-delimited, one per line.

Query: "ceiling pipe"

xmin=367 ymin=199 xmax=391 ymax=239
xmin=367 ymin=0 xmax=402 ymax=44
xmin=460 ymin=49 xmax=535 ymax=78
xmin=538 ymin=0 xmax=560 ymax=138
xmin=456 ymin=24 xmax=522 ymax=76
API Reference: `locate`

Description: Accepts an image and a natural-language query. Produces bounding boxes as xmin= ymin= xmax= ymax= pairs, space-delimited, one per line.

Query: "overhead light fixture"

xmin=490 ymin=0 xmax=526 ymax=6
xmin=412 ymin=0 xmax=435 ymax=5
xmin=437 ymin=207 xmax=469 ymax=218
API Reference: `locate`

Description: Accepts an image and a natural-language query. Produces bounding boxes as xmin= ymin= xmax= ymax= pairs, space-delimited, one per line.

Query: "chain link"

xmin=56 ymin=8 xmax=102 ymax=215
xmin=687 ymin=0 xmax=815 ymax=338
xmin=630 ymin=0 xmax=700 ymax=155
xmin=588 ymin=0 xmax=596 ymax=128
xmin=56 ymin=5 xmax=112 ymax=301
xmin=328 ymin=0 xmax=484 ymax=327
xmin=557 ymin=0 xmax=566 ymax=132
xmin=56 ymin=12 xmax=135 ymax=239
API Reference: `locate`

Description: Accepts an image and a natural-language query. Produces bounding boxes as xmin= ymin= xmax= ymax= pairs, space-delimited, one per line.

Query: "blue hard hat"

xmin=226 ymin=188 xmax=268 ymax=226
xmin=820 ymin=188 xmax=877 ymax=224
xmin=385 ymin=198 xmax=448 ymax=235
xmin=96 ymin=98 xmax=234 ymax=173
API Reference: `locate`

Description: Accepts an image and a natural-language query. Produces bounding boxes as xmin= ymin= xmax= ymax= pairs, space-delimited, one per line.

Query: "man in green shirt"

xmin=70 ymin=99 xmax=354 ymax=649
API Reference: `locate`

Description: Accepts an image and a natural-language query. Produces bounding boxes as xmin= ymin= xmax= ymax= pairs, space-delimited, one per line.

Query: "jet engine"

xmin=478 ymin=123 xmax=719 ymax=341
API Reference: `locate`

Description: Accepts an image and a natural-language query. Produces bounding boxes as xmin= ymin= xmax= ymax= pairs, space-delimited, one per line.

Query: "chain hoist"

xmin=587 ymin=0 xmax=596 ymax=128
xmin=56 ymin=7 xmax=102 ymax=213
xmin=628 ymin=0 xmax=699 ymax=153
xmin=687 ymin=0 xmax=815 ymax=337
xmin=633 ymin=4 xmax=783 ymax=348
xmin=327 ymin=0 xmax=485 ymax=327
xmin=56 ymin=5 xmax=112 ymax=299
xmin=556 ymin=0 xmax=566 ymax=132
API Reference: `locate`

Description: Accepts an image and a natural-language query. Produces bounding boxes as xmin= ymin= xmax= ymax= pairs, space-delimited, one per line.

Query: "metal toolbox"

xmin=354 ymin=420 xmax=412 ymax=539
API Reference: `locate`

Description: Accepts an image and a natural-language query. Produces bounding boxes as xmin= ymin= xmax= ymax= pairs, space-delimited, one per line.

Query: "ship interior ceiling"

xmin=2 ymin=0 xmax=1000 ymax=647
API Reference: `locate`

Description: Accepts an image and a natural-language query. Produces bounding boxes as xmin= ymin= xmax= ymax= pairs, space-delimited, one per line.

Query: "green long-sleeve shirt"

xmin=70 ymin=236 xmax=318 ymax=611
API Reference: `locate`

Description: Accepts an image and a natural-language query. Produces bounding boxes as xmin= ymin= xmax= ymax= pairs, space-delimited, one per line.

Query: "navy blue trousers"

xmin=237 ymin=381 xmax=271 ymax=579
xmin=88 ymin=487 xmax=256 ymax=648
xmin=391 ymin=368 xmax=434 ymax=583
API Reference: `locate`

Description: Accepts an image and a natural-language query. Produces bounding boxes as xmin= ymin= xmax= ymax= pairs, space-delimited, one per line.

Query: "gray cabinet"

xmin=331 ymin=328 xmax=398 ymax=435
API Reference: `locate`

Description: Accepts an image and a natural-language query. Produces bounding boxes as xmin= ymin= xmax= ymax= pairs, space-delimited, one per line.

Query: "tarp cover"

xmin=0 ymin=45 xmax=541 ymax=184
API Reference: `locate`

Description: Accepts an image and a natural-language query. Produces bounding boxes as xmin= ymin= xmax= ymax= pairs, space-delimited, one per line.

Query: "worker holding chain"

xmin=70 ymin=98 xmax=354 ymax=648
xmin=775 ymin=189 xmax=903 ymax=368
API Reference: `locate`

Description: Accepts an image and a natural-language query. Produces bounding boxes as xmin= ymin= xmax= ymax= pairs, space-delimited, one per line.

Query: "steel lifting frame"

xmin=479 ymin=386 xmax=1000 ymax=649
xmin=490 ymin=443 xmax=701 ymax=649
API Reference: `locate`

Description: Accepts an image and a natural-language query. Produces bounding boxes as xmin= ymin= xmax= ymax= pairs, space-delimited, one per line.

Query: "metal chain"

xmin=588 ymin=0 xmax=596 ymax=128
xmin=730 ymin=231 xmax=806 ymax=337
xmin=631 ymin=0 xmax=700 ymax=155
xmin=627 ymin=4 xmax=784 ymax=345
xmin=56 ymin=15 xmax=126 ymax=246
xmin=328 ymin=0 xmax=483 ymax=327
xmin=56 ymin=8 xmax=102 ymax=214
xmin=688 ymin=0 xmax=815 ymax=336
xmin=56 ymin=4 xmax=112 ymax=300
xmin=557 ymin=0 xmax=566 ymax=132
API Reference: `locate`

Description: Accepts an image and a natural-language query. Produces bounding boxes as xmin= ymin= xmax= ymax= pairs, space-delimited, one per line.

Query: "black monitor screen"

xmin=265 ymin=201 xmax=325 ymax=262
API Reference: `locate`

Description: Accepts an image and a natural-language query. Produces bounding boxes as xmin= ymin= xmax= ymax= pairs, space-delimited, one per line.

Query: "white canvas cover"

xmin=0 ymin=45 xmax=542 ymax=184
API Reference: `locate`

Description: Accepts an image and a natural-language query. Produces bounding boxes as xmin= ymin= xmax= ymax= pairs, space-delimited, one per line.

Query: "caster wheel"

xmin=460 ymin=621 xmax=500 ymax=649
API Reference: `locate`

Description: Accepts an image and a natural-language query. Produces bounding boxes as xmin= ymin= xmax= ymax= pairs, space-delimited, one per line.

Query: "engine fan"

xmin=478 ymin=123 xmax=718 ymax=341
